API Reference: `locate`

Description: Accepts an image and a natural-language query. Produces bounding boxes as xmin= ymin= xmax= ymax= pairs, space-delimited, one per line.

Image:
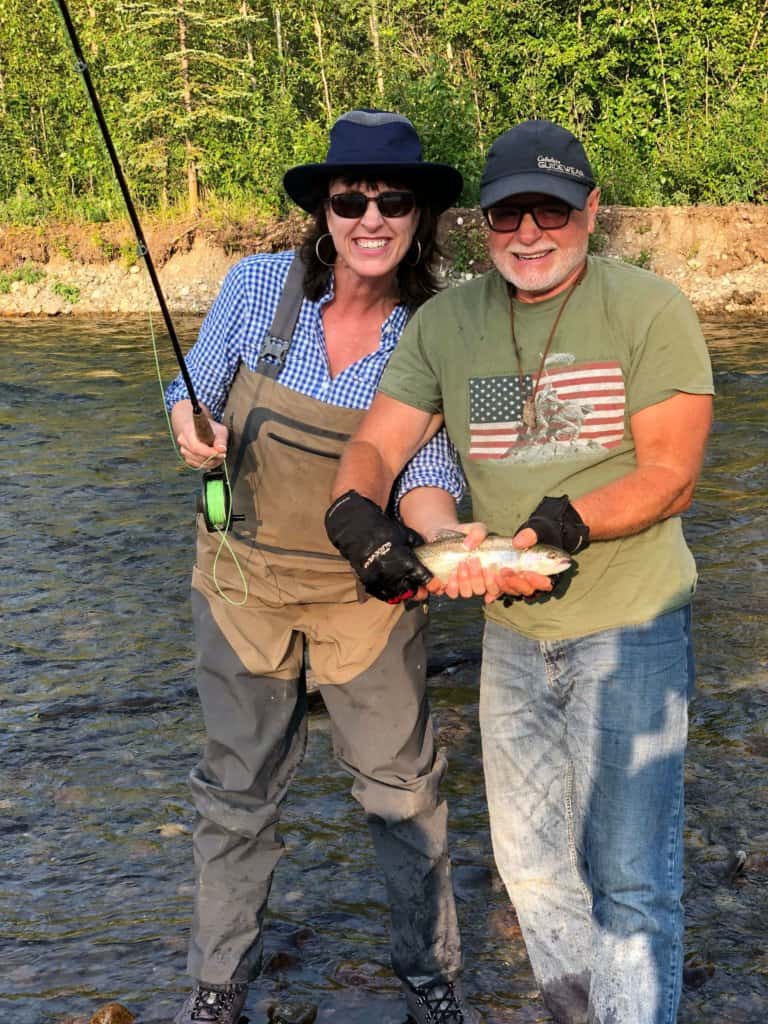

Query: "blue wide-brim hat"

xmin=283 ymin=109 xmax=464 ymax=214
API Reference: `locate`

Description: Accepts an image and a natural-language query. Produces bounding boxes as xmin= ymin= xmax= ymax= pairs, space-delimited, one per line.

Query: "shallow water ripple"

xmin=1 ymin=317 xmax=767 ymax=1023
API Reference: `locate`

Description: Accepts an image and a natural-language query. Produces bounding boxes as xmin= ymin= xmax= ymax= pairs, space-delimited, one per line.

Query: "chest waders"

xmin=185 ymin=256 xmax=462 ymax=995
xmin=192 ymin=257 xmax=407 ymax=685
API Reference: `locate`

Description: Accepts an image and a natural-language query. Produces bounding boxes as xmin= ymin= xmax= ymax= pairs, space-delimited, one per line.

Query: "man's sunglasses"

xmin=326 ymin=190 xmax=417 ymax=219
xmin=483 ymin=201 xmax=573 ymax=232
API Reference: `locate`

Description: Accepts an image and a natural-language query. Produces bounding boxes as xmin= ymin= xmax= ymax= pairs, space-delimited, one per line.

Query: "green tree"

xmin=1 ymin=0 xmax=767 ymax=220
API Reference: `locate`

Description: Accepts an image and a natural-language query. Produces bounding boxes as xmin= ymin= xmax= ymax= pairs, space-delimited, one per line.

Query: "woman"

xmin=166 ymin=110 xmax=483 ymax=1024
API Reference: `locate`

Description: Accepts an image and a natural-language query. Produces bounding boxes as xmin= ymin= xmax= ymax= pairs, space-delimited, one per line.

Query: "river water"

xmin=1 ymin=317 xmax=766 ymax=1024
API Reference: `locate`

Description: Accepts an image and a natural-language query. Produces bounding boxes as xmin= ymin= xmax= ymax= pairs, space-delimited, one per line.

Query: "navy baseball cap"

xmin=480 ymin=119 xmax=596 ymax=210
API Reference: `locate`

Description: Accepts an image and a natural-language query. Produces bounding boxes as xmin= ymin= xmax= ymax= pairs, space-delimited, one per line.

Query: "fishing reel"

xmin=197 ymin=469 xmax=244 ymax=532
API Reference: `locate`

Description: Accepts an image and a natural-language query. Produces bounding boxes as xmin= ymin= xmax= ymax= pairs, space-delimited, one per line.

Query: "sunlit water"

xmin=1 ymin=317 xmax=766 ymax=1023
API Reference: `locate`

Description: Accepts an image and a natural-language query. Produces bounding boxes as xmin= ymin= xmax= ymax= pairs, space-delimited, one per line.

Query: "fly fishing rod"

xmin=53 ymin=0 xmax=215 ymax=449
xmin=53 ymin=0 xmax=245 ymax=535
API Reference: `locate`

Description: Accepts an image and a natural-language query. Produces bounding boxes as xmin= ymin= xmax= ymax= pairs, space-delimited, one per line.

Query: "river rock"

xmin=288 ymin=924 xmax=315 ymax=946
xmin=452 ymin=862 xmax=494 ymax=902
xmin=157 ymin=822 xmax=191 ymax=837
xmin=53 ymin=785 xmax=90 ymax=806
xmin=3 ymin=205 xmax=768 ymax=318
xmin=262 ymin=949 xmax=302 ymax=974
xmin=266 ymin=1001 xmax=318 ymax=1023
xmin=742 ymin=851 xmax=768 ymax=875
xmin=683 ymin=960 xmax=716 ymax=990
xmin=88 ymin=1004 xmax=135 ymax=1024
xmin=487 ymin=904 xmax=523 ymax=943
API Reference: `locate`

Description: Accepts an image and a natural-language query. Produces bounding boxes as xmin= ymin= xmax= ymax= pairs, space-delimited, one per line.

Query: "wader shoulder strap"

xmin=255 ymin=252 xmax=306 ymax=379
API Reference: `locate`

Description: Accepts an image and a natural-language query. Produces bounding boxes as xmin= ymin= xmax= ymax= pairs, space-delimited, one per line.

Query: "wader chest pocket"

xmin=267 ymin=431 xmax=342 ymax=460
xmin=248 ymin=425 xmax=349 ymax=559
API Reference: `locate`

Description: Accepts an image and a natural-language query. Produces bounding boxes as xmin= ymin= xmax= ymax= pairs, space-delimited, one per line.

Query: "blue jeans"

xmin=479 ymin=607 xmax=694 ymax=1024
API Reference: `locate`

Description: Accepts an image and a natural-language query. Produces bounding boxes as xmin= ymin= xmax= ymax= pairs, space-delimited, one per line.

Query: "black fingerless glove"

xmin=517 ymin=495 xmax=590 ymax=554
xmin=325 ymin=490 xmax=432 ymax=603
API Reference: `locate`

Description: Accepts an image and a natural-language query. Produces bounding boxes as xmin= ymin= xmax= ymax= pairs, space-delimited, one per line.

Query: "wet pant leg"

xmin=318 ymin=606 xmax=463 ymax=987
xmin=480 ymin=619 xmax=593 ymax=1023
xmin=480 ymin=609 xmax=693 ymax=1024
xmin=186 ymin=588 xmax=306 ymax=985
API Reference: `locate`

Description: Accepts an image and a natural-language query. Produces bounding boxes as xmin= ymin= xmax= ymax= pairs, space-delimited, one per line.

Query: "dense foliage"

xmin=1 ymin=0 xmax=767 ymax=221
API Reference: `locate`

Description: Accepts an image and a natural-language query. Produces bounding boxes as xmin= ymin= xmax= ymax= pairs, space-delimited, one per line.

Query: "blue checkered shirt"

xmin=165 ymin=250 xmax=464 ymax=502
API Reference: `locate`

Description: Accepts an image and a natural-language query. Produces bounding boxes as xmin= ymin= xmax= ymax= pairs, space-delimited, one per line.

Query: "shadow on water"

xmin=1 ymin=317 xmax=767 ymax=1023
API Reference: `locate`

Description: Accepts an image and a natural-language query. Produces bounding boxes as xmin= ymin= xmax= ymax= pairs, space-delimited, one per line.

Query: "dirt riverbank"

xmin=0 ymin=204 xmax=763 ymax=318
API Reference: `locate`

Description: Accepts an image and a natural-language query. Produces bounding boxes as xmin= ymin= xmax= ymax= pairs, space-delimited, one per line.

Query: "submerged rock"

xmin=157 ymin=822 xmax=191 ymax=837
xmin=89 ymin=1004 xmax=135 ymax=1024
xmin=452 ymin=862 xmax=494 ymax=902
xmin=267 ymin=1001 xmax=318 ymax=1023
xmin=722 ymin=849 xmax=748 ymax=883
xmin=262 ymin=949 xmax=302 ymax=974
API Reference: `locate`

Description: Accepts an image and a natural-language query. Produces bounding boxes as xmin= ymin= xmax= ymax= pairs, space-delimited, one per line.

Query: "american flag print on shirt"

xmin=468 ymin=357 xmax=626 ymax=462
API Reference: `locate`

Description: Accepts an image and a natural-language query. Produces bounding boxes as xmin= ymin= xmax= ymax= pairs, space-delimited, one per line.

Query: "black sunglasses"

xmin=326 ymin=190 xmax=417 ymax=219
xmin=483 ymin=201 xmax=573 ymax=232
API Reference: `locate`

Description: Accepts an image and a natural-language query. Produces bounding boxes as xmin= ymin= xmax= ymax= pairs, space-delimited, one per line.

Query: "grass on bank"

xmin=0 ymin=187 xmax=284 ymax=230
xmin=0 ymin=264 xmax=46 ymax=293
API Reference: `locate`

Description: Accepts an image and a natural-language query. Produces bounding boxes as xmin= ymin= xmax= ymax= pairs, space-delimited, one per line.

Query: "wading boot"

xmin=404 ymin=978 xmax=484 ymax=1024
xmin=173 ymin=982 xmax=248 ymax=1024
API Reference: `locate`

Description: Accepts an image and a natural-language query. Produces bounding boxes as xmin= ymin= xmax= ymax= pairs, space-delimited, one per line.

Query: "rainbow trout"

xmin=415 ymin=532 xmax=571 ymax=582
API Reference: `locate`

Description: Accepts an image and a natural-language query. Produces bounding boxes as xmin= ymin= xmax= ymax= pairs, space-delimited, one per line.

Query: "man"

xmin=325 ymin=119 xmax=714 ymax=1024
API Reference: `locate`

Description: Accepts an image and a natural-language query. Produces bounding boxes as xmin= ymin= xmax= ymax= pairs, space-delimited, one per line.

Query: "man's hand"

xmin=325 ymin=491 xmax=432 ymax=603
xmin=421 ymin=522 xmax=553 ymax=604
xmin=422 ymin=522 xmax=492 ymax=600
xmin=516 ymin=495 xmax=590 ymax=553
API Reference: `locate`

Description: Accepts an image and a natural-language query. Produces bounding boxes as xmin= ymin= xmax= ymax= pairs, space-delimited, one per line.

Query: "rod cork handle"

xmin=193 ymin=410 xmax=216 ymax=447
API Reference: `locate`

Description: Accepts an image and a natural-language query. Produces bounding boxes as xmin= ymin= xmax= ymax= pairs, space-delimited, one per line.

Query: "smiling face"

xmin=325 ymin=177 xmax=420 ymax=287
xmin=486 ymin=188 xmax=600 ymax=303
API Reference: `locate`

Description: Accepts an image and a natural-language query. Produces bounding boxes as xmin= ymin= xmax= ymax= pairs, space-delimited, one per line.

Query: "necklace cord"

xmin=508 ymin=264 xmax=586 ymax=427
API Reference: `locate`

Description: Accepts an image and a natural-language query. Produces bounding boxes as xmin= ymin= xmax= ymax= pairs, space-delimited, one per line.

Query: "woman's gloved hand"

xmin=325 ymin=490 xmax=432 ymax=603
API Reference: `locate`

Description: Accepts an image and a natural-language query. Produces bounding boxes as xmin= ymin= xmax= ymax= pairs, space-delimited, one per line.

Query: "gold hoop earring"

xmin=405 ymin=239 xmax=422 ymax=267
xmin=315 ymin=233 xmax=336 ymax=267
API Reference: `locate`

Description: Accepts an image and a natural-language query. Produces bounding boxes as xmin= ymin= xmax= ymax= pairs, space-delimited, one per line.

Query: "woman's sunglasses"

xmin=326 ymin=190 xmax=416 ymax=219
xmin=483 ymin=201 xmax=573 ymax=232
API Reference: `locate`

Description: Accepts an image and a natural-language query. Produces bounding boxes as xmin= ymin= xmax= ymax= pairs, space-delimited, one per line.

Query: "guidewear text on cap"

xmin=480 ymin=119 xmax=596 ymax=211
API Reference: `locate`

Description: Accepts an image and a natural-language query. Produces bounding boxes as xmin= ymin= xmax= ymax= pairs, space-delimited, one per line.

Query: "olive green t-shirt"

xmin=379 ymin=257 xmax=714 ymax=640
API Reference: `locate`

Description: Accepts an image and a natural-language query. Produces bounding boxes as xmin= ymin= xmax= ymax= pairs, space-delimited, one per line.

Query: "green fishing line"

xmin=148 ymin=307 xmax=249 ymax=606
xmin=204 ymin=477 xmax=228 ymax=529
